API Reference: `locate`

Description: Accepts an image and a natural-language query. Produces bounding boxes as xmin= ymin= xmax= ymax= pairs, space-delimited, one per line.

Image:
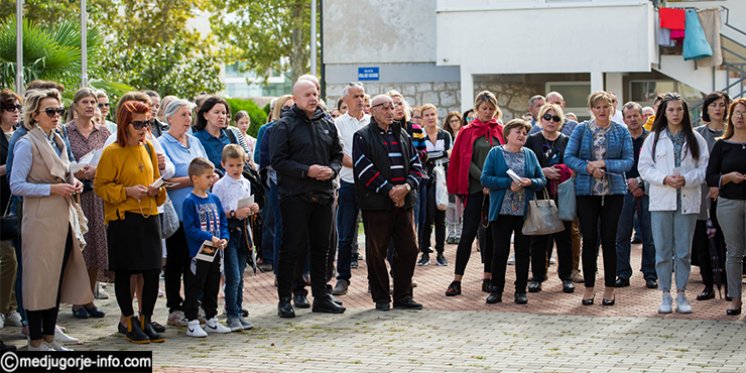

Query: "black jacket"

xmin=269 ymin=105 xmax=343 ymax=199
xmin=525 ymin=132 xmax=569 ymax=167
xmin=353 ymin=119 xmax=420 ymax=210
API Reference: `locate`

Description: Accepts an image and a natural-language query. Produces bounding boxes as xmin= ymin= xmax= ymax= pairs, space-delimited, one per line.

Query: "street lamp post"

xmin=81 ymin=0 xmax=88 ymax=87
xmin=310 ymin=0 xmax=316 ymax=76
xmin=15 ymin=0 xmax=23 ymax=94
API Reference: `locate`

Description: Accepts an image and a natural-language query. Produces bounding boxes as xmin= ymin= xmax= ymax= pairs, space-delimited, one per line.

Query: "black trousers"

xmin=454 ymin=192 xmax=493 ymax=276
xmin=490 ymin=215 xmax=531 ymax=294
xmin=27 ymin=228 xmax=72 ymax=341
xmin=693 ymin=200 xmax=727 ymax=289
xmin=577 ymin=195 xmax=624 ymax=288
xmin=419 ymin=177 xmax=446 ymax=254
xmin=183 ymin=256 xmax=221 ymax=321
xmin=277 ymin=195 xmax=332 ymax=299
xmin=530 ymin=220 xmax=573 ymax=282
xmin=362 ymin=208 xmax=418 ymax=304
xmin=165 ymin=224 xmax=192 ymax=313
xmin=114 ymin=269 xmax=160 ymax=317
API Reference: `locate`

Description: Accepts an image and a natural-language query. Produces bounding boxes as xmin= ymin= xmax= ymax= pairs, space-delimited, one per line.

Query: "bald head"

xmin=546 ymin=91 xmax=565 ymax=107
xmin=370 ymin=95 xmax=394 ymax=127
xmin=292 ymin=80 xmax=319 ymax=117
xmin=297 ymin=74 xmax=321 ymax=91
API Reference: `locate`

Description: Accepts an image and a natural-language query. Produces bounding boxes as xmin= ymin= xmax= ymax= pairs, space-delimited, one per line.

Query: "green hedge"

xmin=225 ymin=97 xmax=267 ymax=138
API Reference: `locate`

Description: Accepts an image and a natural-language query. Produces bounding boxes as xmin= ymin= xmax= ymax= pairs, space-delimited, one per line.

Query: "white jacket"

xmin=638 ymin=130 xmax=709 ymax=214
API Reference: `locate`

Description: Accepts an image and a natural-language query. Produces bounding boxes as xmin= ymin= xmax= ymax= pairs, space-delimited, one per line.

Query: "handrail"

xmin=721 ymin=6 xmax=746 ymax=39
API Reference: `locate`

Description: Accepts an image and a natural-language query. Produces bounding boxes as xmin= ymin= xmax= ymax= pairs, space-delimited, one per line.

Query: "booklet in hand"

xmin=195 ymin=240 xmax=218 ymax=262
xmin=151 ymin=177 xmax=179 ymax=189
xmin=506 ymin=169 xmax=523 ymax=183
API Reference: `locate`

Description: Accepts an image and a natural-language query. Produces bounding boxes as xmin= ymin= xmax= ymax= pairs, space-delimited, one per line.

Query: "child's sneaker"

xmin=167 ymin=311 xmax=187 ymax=327
xmin=186 ymin=320 xmax=207 ymax=338
xmin=238 ymin=316 xmax=254 ymax=330
xmin=204 ymin=318 xmax=231 ymax=334
xmin=226 ymin=317 xmax=243 ymax=332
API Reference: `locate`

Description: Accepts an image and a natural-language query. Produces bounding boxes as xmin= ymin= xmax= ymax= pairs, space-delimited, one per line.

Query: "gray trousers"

xmin=717 ymin=198 xmax=746 ymax=300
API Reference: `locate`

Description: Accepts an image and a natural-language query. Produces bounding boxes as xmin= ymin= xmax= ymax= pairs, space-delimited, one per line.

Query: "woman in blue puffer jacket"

xmin=565 ymin=91 xmax=633 ymax=307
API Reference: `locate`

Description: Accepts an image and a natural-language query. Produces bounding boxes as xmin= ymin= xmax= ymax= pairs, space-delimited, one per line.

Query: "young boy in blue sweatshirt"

xmin=182 ymin=157 xmax=231 ymax=338
xmin=211 ymin=144 xmax=259 ymax=331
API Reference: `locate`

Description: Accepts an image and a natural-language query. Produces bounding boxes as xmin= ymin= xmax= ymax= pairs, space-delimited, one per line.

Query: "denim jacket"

xmin=564 ymin=120 xmax=634 ymax=196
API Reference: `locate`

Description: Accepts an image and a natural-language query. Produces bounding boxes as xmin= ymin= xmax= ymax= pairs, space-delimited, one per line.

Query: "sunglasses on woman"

xmin=542 ymin=113 xmax=562 ymax=122
xmin=130 ymin=119 xmax=153 ymax=130
xmin=2 ymin=104 xmax=21 ymax=112
xmin=40 ymin=107 xmax=65 ymax=117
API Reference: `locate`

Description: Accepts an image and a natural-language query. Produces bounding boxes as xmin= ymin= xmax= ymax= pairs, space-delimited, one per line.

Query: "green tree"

xmin=208 ymin=0 xmax=320 ymax=83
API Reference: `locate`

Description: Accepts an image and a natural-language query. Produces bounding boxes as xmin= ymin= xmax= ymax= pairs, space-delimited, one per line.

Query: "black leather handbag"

xmin=1 ymin=197 xmax=18 ymax=241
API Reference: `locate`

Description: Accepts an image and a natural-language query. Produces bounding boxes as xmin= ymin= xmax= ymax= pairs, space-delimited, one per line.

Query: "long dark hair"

xmin=701 ymin=91 xmax=730 ymax=123
xmin=650 ymin=93 xmax=699 ymax=161
xmin=194 ymin=95 xmax=230 ymax=131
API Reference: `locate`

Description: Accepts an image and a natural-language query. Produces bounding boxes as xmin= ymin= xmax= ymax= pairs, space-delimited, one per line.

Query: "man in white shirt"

xmin=332 ymin=83 xmax=371 ymax=295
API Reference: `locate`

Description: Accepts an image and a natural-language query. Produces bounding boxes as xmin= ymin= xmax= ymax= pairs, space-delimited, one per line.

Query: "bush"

xmin=225 ymin=97 xmax=267 ymax=138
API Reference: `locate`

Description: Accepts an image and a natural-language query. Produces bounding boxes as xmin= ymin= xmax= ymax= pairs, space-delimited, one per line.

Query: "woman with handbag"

xmin=9 ymin=89 xmax=91 ymax=351
xmin=65 ymin=87 xmax=110 ymax=320
xmin=445 ymin=91 xmax=505 ymax=296
xmin=565 ymin=91 xmax=633 ymax=306
xmin=639 ymin=93 xmax=708 ymax=314
xmin=94 ymin=101 xmax=167 ymax=344
xmin=159 ymin=99 xmax=207 ymax=327
xmin=417 ymin=104 xmax=452 ymax=267
xmin=480 ymin=119 xmax=546 ymax=304
xmin=525 ymin=103 xmax=575 ymax=294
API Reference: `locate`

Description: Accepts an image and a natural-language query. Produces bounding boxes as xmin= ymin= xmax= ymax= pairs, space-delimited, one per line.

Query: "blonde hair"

xmin=587 ymin=91 xmax=614 ymax=109
xmin=222 ymin=143 xmax=246 ymax=163
xmin=22 ymin=89 xmax=62 ymax=130
xmin=419 ymin=103 xmax=438 ymax=118
xmin=272 ymin=94 xmax=293 ymax=122
xmin=538 ymin=103 xmax=565 ymax=130
xmin=474 ymin=91 xmax=502 ymax=121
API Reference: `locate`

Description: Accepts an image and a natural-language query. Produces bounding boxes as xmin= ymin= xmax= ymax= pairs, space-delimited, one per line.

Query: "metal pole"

xmin=310 ymin=0 xmax=317 ymax=76
xmin=81 ymin=0 xmax=88 ymax=87
xmin=15 ymin=0 xmax=23 ymax=94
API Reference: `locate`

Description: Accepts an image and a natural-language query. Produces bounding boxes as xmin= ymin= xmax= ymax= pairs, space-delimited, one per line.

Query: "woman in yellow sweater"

xmin=94 ymin=100 xmax=166 ymax=344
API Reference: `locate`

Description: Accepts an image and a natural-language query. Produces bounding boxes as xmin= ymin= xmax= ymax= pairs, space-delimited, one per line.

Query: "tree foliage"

xmin=208 ymin=0 xmax=320 ymax=83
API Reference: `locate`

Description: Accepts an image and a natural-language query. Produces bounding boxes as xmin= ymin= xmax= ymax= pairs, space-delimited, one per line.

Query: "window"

xmin=629 ymin=80 xmax=701 ymax=108
xmin=545 ymin=81 xmax=591 ymax=120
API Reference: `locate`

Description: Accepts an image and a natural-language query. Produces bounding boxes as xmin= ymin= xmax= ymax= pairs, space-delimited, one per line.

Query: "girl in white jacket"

xmin=638 ymin=93 xmax=709 ymax=315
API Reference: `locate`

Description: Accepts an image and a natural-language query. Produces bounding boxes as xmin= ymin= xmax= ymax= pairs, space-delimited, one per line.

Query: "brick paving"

xmin=2 ymin=241 xmax=745 ymax=372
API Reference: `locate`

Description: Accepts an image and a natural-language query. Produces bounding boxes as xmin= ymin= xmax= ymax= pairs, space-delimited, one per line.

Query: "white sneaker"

xmin=676 ymin=293 xmax=692 ymax=314
xmin=167 ymin=311 xmax=187 ymax=327
xmin=27 ymin=341 xmax=53 ymax=351
xmin=204 ymin=318 xmax=231 ymax=334
xmin=48 ymin=340 xmax=73 ymax=351
xmin=507 ymin=255 xmax=516 ymax=265
xmin=659 ymin=292 xmax=673 ymax=314
xmin=0 ymin=313 xmax=5 ymax=329
xmin=226 ymin=317 xmax=243 ymax=332
xmin=54 ymin=326 xmax=81 ymax=344
xmin=6 ymin=311 xmax=22 ymax=327
xmin=239 ymin=316 xmax=254 ymax=330
xmin=94 ymin=283 xmax=109 ymax=300
xmin=186 ymin=320 xmax=207 ymax=338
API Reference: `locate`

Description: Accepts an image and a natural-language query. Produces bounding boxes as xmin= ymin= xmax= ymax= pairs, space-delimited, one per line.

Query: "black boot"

xmin=125 ymin=316 xmax=150 ymax=344
xmin=278 ymin=297 xmax=295 ymax=318
xmin=141 ymin=315 xmax=164 ymax=343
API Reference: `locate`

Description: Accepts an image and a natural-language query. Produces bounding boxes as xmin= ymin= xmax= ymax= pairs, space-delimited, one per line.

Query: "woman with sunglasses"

xmin=65 ymin=87 xmax=110 ymax=320
xmin=443 ymin=111 xmax=464 ymax=245
xmin=95 ymin=101 xmax=167 ymax=344
xmin=445 ymin=91 xmax=505 ymax=296
xmin=565 ymin=91 xmax=633 ymax=307
xmin=525 ymin=103 xmax=575 ymax=294
xmin=639 ymin=93 xmax=708 ymax=314
xmin=0 ymin=89 xmax=22 ymax=332
xmin=10 ymin=89 xmax=90 ymax=351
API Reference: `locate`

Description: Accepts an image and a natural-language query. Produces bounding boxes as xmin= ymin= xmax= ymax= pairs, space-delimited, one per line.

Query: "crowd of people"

xmin=0 ymin=75 xmax=745 ymax=352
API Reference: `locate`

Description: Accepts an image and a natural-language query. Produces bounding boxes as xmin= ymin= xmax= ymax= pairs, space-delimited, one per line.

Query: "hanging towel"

xmin=660 ymin=7 xmax=686 ymax=30
xmin=671 ymin=29 xmax=685 ymax=41
xmin=696 ymin=8 xmax=723 ymax=68
xmin=658 ymin=27 xmax=676 ymax=47
xmin=683 ymin=9 xmax=713 ymax=61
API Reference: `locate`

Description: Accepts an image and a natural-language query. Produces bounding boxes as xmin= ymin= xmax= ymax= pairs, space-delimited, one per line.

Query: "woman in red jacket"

xmin=445 ymin=91 xmax=505 ymax=296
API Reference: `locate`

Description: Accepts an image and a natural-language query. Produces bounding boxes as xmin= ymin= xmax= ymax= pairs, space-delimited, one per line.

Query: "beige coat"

xmin=21 ymin=128 xmax=93 ymax=311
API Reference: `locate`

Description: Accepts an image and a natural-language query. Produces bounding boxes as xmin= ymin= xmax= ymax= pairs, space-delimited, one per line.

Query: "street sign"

xmin=358 ymin=67 xmax=380 ymax=81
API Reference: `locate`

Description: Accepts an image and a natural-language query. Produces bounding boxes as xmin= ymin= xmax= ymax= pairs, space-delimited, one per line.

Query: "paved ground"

xmin=2 ymin=241 xmax=745 ymax=372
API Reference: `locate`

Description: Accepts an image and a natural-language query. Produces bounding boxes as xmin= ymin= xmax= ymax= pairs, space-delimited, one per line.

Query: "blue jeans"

xmin=615 ymin=192 xmax=656 ymax=280
xmin=651 ymin=206 xmax=697 ymax=292
xmin=223 ymin=227 xmax=249 ymax=317
xmin=336 ymin=182 xmax=358 ymax=282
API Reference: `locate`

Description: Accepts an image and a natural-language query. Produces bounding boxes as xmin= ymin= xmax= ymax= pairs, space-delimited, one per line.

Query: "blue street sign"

xmin=358 ymin=67 xmax=380 ymax=81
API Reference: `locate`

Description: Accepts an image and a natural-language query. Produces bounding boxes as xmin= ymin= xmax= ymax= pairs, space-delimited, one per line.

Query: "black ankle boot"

xmin=125 ymin=316 xmax=150 ymax=344
xmin=141 ymin=315 xmax=164 ymax=343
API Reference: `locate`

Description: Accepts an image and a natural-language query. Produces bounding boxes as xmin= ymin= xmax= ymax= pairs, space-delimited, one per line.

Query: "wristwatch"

xmin=229 ymin=210 xmax=236 ymax=218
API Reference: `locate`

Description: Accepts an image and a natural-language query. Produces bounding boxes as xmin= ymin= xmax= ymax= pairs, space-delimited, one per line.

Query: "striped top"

xmin=353 ymin=126 xmax=422 ymax=194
